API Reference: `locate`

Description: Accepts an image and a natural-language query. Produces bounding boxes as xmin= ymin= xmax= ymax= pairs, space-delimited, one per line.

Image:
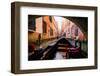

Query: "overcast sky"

xmin=54 ymin=16 xmax=63 ymax=32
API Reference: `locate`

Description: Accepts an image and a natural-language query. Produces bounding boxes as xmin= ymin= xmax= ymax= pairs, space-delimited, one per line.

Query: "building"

xmin=28 ymin=15 xmax=59 ymax=44
xmin=61 ymin=18 xmax=85 ymax=40
xmin=41 ymin=16 xmax=58 ymax=41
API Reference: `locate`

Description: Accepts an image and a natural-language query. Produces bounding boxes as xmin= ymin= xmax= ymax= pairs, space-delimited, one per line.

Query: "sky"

xmin=54 ymin=16 xmax=63 ymax=32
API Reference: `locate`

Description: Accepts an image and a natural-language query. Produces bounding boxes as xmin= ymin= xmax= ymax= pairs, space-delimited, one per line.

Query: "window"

xmin=28 ymin=15 xmax=36 ymax=30
xmin=43 ymin=21 xmax=47 ymax=33
xmin=50 ymin=27 xmax=53 ymax=36
xmin=49 ymin=16 xmax=52 ymax=22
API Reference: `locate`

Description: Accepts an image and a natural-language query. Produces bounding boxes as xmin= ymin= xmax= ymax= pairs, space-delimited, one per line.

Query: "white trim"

xmin=20 ymin=6 xmax=95 ymax=70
